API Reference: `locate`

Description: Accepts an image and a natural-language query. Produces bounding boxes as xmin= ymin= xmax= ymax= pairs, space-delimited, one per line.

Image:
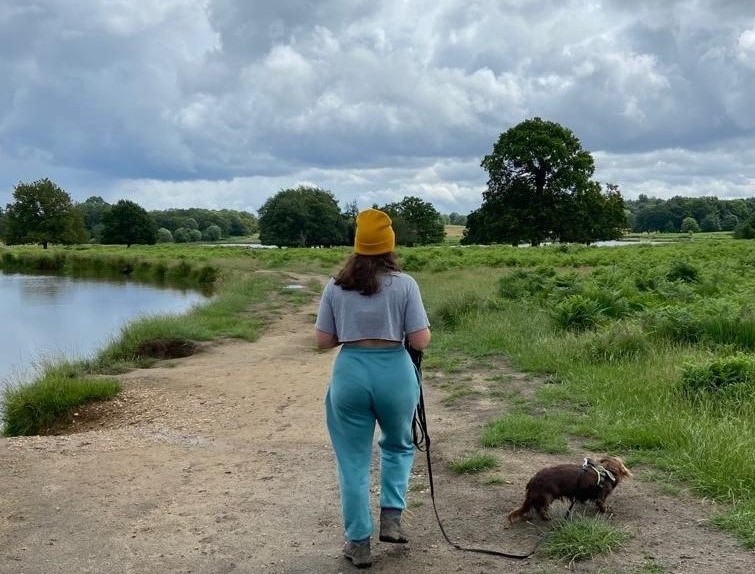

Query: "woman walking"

xmin=315 ymin=208 xmax=431 ymax=568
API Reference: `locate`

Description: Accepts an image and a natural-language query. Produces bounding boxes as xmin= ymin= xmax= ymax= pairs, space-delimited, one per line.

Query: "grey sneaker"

xmin=379 ymin=510 xmax=408 ymax=544
xmin=343 ymin=540 xmax=372 ymax=568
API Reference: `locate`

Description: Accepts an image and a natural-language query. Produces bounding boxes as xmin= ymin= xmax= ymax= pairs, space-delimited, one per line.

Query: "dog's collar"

xmin=582 ymin=458 xmax=617 ymax=486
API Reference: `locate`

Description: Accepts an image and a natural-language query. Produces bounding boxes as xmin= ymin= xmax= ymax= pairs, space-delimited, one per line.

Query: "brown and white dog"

xmin=508 ymin=456 xmax=632 ymax=523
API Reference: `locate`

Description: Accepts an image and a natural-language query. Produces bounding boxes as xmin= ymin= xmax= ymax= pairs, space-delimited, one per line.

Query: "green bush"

xmin=432 ymin=292 xmax=482 ymax=330
xmin=196 ymin=265 xmax=220 ymax=285
xmin=680 ymin=354 xmax=755 ymax=400
xmin=701 ymin=312 xmax=755 ymax=351
xmin=551 ymin=295 xmax=605 ymax=331
xmin=583 ymin=322 xmax=652 ymax=362
xmin=580 ymin=287 xmax=635 ymax=319
xmin=498 ymin=267 xmax=556 ymax=299
xmin=644 ymin=306 xmax=705 ymax=344
xmin=400 ymin=252 xmax=425 ymax=272
xmin=666 ymin=260 xmax=700 ymax=283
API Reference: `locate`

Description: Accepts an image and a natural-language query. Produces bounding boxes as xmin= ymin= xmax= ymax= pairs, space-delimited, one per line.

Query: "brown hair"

xmin=334 ymin=252 xmax=401 ymax=295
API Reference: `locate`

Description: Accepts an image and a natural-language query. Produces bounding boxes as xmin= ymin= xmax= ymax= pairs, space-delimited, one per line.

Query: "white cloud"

xmin=2 ymin=0 xmax=755 ymax=216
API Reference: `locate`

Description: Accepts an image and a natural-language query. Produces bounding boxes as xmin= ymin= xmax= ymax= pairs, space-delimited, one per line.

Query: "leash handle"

xmin=403 ymin=339 xmax=541 ymax=560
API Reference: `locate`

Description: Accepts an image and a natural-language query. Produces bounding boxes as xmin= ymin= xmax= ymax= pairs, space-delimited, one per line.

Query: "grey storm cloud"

xmin=1 ymin=0 xmax=754 ymax=215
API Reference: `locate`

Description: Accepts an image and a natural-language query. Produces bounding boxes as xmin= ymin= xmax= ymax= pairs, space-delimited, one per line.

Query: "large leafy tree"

xmin=380 ymin=196 xmax=445 ymax=246
xmin=3 ymin=178 xmax=87 ymax=248
xmin=101 ymin=199 xmax=158 ymax=247
xmin=258 ymin=186 xmax=349 ymax=247
xmin=464 ymin=117 xmax=625 ymax=245
xmin=76 ymin=196 xmax=111 ymax=242
xmin=557 ymin=183 xmax=627 ymax=243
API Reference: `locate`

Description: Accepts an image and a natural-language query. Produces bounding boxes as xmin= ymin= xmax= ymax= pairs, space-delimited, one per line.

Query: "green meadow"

xmin=1 ymin=235 xmax=754 ymax=548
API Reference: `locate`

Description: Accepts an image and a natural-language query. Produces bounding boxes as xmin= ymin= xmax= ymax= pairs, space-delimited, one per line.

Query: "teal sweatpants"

xmin=325 ymin=345 xmax=420 ymax=542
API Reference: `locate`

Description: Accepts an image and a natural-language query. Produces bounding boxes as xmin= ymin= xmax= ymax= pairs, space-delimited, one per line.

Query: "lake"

xmin=0 ymin=271 xmax=209 ymax=390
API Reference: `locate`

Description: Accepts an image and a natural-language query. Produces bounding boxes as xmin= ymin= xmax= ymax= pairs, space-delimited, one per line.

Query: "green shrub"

xmin=196 ymin=265 xmax=219 ymax=285
xmin=583 ymin=322 xmax=652 ymax=362
xmin=550 ymin=271 xmax=582 ymax=296
xmin=432 ymin=292 xmax=482 ymax=330
xmin=1 ymin=251 xmax=18 ymax=266
xmin=701 ymin=312 xmax=755 ymax=351
xmin=644 ymin=306 xmax=705 ymax=344
xmin=666 ymin=260 xmax=699 ymax=283
xmin=170 ymin=260 xmax=193 ymax=280
xmin=551 ymin=295 xmax=605 ymax=331
xmin=498 ymin=268 xmax=556 ymax=299
xmin=680 ymin=354 xmax=755 ymax=400
xmin=634 ymin=269 xmax=661 ymax=292
xmin=400 ymin=252 xmax=425 ymax=272
xmin=581 ymin=287 xmax=635 ymax=319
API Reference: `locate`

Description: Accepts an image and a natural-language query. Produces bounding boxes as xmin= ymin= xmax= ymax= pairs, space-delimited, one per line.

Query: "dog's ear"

xmin=601 ymin=456 xmax=632 ymax=478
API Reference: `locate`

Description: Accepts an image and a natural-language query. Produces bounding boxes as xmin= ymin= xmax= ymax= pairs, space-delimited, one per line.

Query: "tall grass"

xmin=413 ymin=237 xmax=755 ymax=547
xmin=542 ymin=517 xmax=630 ymax=564
xmin=2 ymin=362 xmax=120 ymax=435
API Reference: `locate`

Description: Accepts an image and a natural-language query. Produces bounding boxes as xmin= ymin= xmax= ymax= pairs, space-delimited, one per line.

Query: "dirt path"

xmin=1 ymin=277 xmax=753 ymax=574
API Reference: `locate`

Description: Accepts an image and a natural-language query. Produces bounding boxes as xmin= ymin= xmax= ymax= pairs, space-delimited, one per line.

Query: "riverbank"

xmin=0 ymin=243 xmax=320 ymax=435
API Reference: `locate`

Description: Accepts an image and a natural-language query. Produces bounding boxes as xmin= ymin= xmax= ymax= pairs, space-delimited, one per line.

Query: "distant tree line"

xmin=625 ymin=194 xmax=755 ymax=236
xmin=256 ymin=186 xmax=445 ymax=247
xmin=0 ymin=180 xmax=446 ymax=249
xmin=4 ymin=118 xmax=755 ymax=249
xmin=0 ymin=179 xmax=260 ymax=248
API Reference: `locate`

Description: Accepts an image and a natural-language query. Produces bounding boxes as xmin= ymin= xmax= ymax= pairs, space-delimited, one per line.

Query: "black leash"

xmin=405 ymin=341 xmax=542 ymax=560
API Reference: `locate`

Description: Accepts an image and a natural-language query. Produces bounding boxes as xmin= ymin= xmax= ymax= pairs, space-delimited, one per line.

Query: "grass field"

xmin=2 ymin=233 xmax=754 ymax=547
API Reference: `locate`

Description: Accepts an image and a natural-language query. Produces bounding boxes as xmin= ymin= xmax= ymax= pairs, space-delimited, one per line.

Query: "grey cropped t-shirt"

xmin=315 ymin=272 xmax=430 ymax=343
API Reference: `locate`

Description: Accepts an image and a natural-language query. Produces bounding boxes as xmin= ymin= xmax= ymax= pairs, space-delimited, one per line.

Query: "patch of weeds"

xmin=498 ymin=267 xmax=556 ymax=299
xmin=486 ymin=373 xmax=513 ymax=384
xmin=680 ymin=353 xmax=755 ymax=402
xmin=666 ymin=260 xmax=699 ymax=283
xmin=431 ymin=292 xmax=483 ymax=330
xmin=542 ymin=516 xmax=630 ymax=565
xmin=711 ymin=499 xmax=755 ymax=549
xmin=481 ymin=413 xmax=569 ymax=453
xmin=408 ymin=500 xmax=424 ymax=509
xmin=441 ymin=385 xmax=480 ymax=406
xmin=448 ymin=452 xmax=498 ymax=474
xmin=408 ymin=481 xmax=428 ymax=492
xmin=583 ymin=322 xmax=652 ymax=363
xmin=658 ymin=483 xmax=683 ymax=496
xmin=638 ymin=558 xmax=668 ymax=573
xmin=482 ymin=475 xmax=505 ymax=485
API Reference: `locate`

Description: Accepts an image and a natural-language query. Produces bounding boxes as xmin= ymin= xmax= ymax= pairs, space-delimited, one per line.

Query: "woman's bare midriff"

xmin=343 ymin=339 xmax=402 ymax=348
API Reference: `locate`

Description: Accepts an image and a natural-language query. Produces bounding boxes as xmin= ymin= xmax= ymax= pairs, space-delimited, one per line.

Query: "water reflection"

xmin=0 ymin=271 xmax=208 ymax=389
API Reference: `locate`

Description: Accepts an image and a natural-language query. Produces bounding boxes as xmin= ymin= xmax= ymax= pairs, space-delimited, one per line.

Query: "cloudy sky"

xmin=1 ymin=0 xmax=754 ymax=216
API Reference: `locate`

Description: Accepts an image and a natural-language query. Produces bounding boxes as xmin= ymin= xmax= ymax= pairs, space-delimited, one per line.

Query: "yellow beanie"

xmin=354 ymin=208 xmax=395 ymax=255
